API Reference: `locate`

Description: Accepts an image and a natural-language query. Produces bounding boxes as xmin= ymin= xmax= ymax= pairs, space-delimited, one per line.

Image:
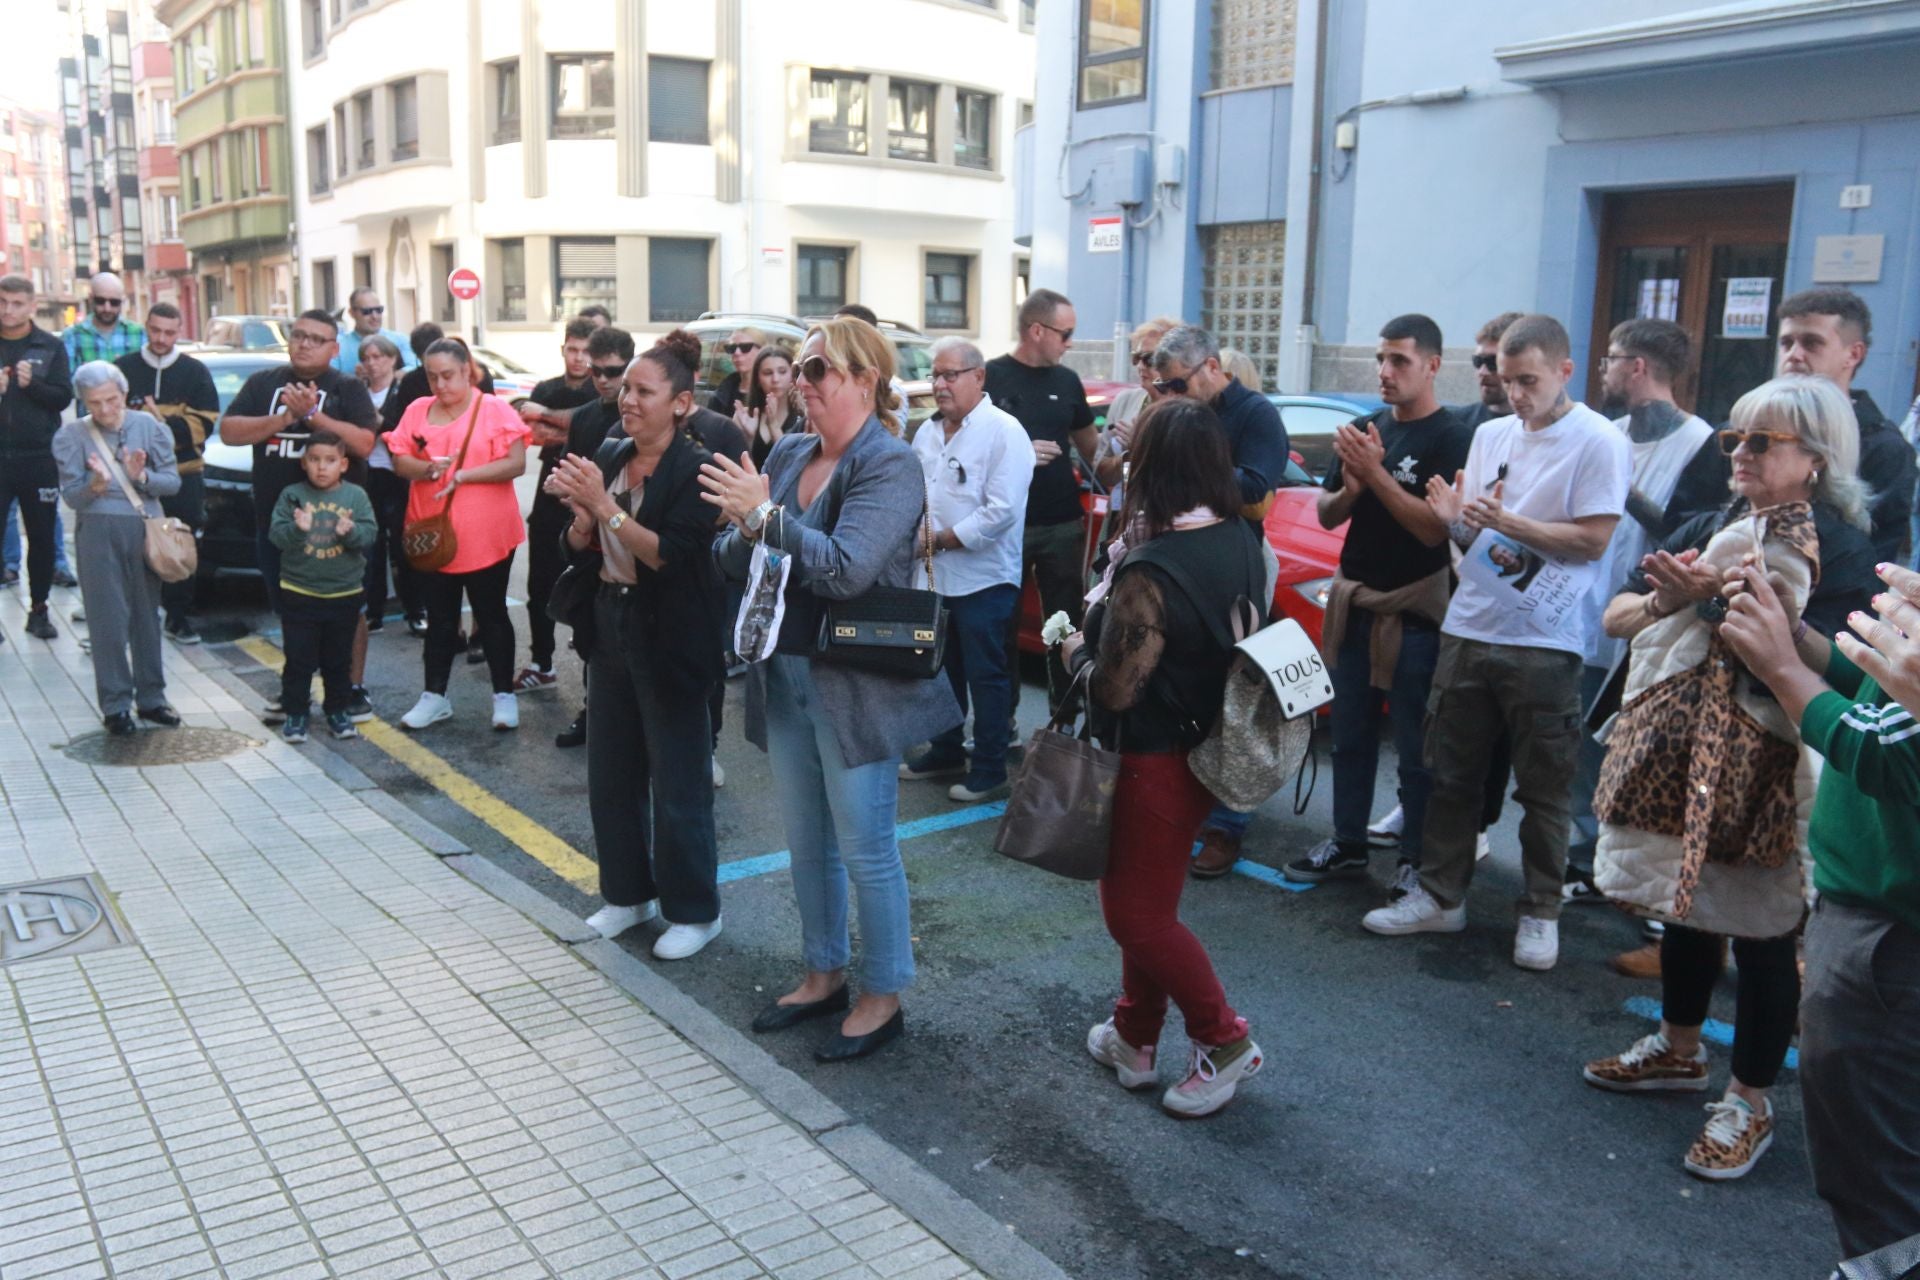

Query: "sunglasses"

xmin=90 ymin=297 xmax=124 ymax=308
xmin=1718 ymin=429 xmax=1804 ymax=457
xmin=725 ymin=342 xmax=760 ymax=355
xmin=1151 ymin=376 xmax=1189 ymax=395
xmin=591 ymin=363 xmax=628 ymax=379
xmin=355 ymin=305 xmax=385 ymax=316
xmin=797 ymin=355 xmax=833 ymax=383
xmin=1035 ymin=321 xmax=1074 ymax=342
xmin=1130 ymin=350 xmax=1155 ymax=366
xmin=1470 ymin=353 xmax=1498 ymax=371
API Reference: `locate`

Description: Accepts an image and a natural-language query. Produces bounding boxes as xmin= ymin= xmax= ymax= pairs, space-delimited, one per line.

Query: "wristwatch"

xmin=606 ymin=510 xmax=628 ymax=533
xmin=744 ymin=499 xmax=777 ymax=535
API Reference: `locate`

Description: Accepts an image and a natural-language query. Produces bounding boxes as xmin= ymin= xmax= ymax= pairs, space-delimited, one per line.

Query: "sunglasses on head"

xmin=90 ymin=297 xmax=123 ymax=308
xmin=1471 ymin=353 xmax=1498 ymax=371
xmin=1718 ymin=428 xmax=1802 ymax=457
xmin=725 ymin=342 xmax=760 ymax=355
xmin=1151 ymin=375 xmax=1189 ymax=395
xmin=591 ymin=363 xmax=628 ymax=379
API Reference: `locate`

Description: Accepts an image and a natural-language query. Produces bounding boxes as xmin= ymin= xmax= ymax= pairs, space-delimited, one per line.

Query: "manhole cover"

xmin=62 ymin=725 xmax=261 ymax=766
xmin=1 ymin=875 xmax=137 ymax=966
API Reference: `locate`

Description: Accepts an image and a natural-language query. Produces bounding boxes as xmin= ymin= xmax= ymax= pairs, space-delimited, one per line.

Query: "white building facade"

xmin=289 ymin=0 xmax=1036 ymax=370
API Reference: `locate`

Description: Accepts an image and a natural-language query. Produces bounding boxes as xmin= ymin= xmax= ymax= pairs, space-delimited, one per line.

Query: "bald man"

xmin=62 ymin=272 xmax=145 ymax=367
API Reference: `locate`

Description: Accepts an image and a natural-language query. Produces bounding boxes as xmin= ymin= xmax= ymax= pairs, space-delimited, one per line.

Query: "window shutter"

xmin=648 ymin=58 xmax=710 ymax=145
xmin=557 ymin=239 xmax=616 ymax=278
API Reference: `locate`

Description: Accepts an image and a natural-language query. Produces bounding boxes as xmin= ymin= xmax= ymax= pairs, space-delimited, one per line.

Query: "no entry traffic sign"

xmin=447 ymin=268 xmax=482 ymax=301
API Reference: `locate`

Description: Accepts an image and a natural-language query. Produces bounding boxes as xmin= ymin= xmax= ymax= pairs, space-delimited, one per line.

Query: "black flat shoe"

xmin=103 ymin=712 xmax=136 ymax=737
xmin=137 ymin=705 xmax=181 ymax=727
xmin=750 ymin=986 xmax=849 ymax=1034
xmin=814 ymin=1009 xmax=904 ymax=1063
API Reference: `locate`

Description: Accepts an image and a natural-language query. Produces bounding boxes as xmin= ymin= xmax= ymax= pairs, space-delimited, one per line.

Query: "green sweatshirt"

xmin=1799 ymin=643 xmax=1920 ymax=932
xmin=267 ymin=479 xmax=378 ymax=600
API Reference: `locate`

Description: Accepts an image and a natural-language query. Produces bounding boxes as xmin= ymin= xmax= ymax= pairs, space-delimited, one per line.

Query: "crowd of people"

xmin=4 ymin=262 xmax=1919 ymax=1269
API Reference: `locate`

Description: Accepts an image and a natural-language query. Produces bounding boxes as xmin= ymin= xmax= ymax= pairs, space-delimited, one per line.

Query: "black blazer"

xmin=569 ymin=430 xmax=725 ymax=700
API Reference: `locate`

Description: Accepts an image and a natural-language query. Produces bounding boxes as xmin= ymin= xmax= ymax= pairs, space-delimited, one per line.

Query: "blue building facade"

xmin=1021 ymin=0 xmax=1920 ymax=418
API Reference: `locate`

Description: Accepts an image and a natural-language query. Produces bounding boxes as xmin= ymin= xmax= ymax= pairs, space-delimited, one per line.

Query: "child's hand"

xmin=334 ymin=511 xmax=354 ymax=539
xmin=292 ymin=504 xmax=313 ymax=532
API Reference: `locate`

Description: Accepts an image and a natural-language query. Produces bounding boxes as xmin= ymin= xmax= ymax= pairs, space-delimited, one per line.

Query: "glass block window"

xmin=1212 ymin=0 xmax=1296 ymax=90
xmin=1201 ymin=221 xmax=1286 ymax=390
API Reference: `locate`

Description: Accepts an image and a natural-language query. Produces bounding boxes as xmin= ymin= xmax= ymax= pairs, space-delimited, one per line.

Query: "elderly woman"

xmin=701 ymin=316 xmax=962 ymax=1063
xmin=53 ymin=361 xmax=183 ymax=735
xmin=1094 ymin=316 xmax=1180 ymax=490
xmin=1581 ymin=375 xmax=1875 ymax=1181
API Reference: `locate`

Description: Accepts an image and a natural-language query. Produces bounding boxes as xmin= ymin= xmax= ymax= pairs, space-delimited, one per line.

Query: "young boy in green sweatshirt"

xmin=269 ymin=432 xmax=377 ymax=743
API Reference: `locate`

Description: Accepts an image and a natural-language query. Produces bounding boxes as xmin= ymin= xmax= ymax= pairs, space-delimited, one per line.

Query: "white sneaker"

xmin=653 ymin=916 xmax=723 ymax=960
xmin=1361 ymin=883 xmax=1466 ymax=936
xmin=585 ymin=901 xmax=658 ymax=939
xmin=1476 ymin=831 xmax=1492 ymax=861
xmin=1368 ymin=803 xmax=1404 ymax=846
xmin=1514 ymin=915 xmax=1560 ymax=971
xmin=400 ymin=691 xmax=452 ymax=730
xmin=1086 ymin=1019 xmax=1157 ymax=1090
xmin=1161 ymin=1038 xmax=1263 ymax=1119
xmin=712 ymin=757 xmax=725 ymax=788
xmin=491 ymin=692 xmax=518 ymax=731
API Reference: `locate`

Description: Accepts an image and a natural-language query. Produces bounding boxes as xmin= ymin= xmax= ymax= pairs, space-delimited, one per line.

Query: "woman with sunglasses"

xmin=706 ymin=328 xmax=767 ymax=419
xmin=1581 ymin=375 xmax=1874 ymax=1180
xmin=1093 ymin=317 xmax=1180 ymax=489
xmin=700 ymin=316 xmax=962 ymax=1063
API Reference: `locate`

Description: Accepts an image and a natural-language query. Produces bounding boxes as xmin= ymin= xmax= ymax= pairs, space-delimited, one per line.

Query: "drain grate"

xmin=0 ymin=875 xmax=137 ymax=966
xmin=62 ymin=725 xmax=261 ymax=767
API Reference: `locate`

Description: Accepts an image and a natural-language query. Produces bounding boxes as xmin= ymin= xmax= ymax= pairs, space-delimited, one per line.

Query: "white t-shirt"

xmin=1442 ymin=405 xmax=1631 ymax=656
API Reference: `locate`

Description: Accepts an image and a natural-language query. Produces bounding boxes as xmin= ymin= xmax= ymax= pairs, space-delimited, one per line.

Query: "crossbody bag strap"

xmin=86 ymin=424 xmax=148 ymax=511
xmin=436 ymin=394 xmax=486 ymax=516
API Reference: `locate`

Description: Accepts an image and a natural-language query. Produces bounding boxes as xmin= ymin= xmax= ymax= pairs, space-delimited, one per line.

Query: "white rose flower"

xmin=1041 ymin=610 xmax=1074 ymax=647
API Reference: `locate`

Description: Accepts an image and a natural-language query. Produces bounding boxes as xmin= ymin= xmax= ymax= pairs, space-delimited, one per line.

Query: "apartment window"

xmin=1200 ymin=221 xmax=1286 ymax=390
xmin=924 ymin=252 xmax=972 ymax=330
xmin=302 ymin=0 xmax=325 ymax=57
xmin=955 ymin=90 xmax=993 ymax=170
xmin=184 ymin=149 xmax=199 ymax=207
xmin=887 ymin=80 xmax=935 ymax=163
xmin=159 ymin=194 xmax=179 ymax=239
xmin=1080 ymin=0 xmax=1149 ymax=105
xmin=206 ymin=141 xmax=223 ymax=201
xmin=241 ymin=0 xmax=267 ymax=68
xmin=333 ymin=103 xmax=348 ymax=177
xmin=649 ymin=238 xmax=710 ymax=323
xmin=1021 ymin=0 xmax=1035 ymax=30
xmin=235 ymin=131 xmax=255 ymax=198
xmin=150 ymin=97 xmax=175 ymax=143
xmin=313 ymin=259 xmax=336 ymax=311
xmin=431 ymin=243 xmax=455 ymax=322
xmin=307 ymin=124 xmax=330 ymax=194
xmin=551 ymin=54 xmax=614 ymax=139
xmin=1014 ymin=255 xmax=1031 ymax=310
xmin=352 ymin=253 xmax=372 ymax=290
xmin=808 ymin=72 xmax=867 ymax=156
xmin=496 ymin=238 xmax=526 ymax=321
xmin=554 ymin=238 xmax=616 ymax=320
xmin=390 ymin=78 xmax=419 ymax=162
xmin=353 ymin=90 xmax=374 ymax=168
xmin=648 ymin=57 xmax=709 ymax=145
xmin=255 ymin=127 xmax=273 ymax=192
xmin=488 ymin=59 xmax=520 ymax=144
xmin=796 ymin=245 xmax=848 ymax=316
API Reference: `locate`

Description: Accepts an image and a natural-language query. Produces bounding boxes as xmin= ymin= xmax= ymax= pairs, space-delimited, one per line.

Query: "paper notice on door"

xmin=1722 ymin=277 xmax=1773 ymax=339
xmin=1458 ymin=530 xmax=1601 ymax=643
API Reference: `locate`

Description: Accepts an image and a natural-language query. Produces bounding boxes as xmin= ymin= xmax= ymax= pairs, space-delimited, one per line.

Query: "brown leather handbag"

xmin=402 ymin=396 xmax=483 ymax=573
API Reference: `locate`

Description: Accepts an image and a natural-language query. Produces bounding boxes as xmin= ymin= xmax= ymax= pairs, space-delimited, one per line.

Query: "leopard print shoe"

xmin=1582 ymin=1033 xmax=1710 ymax=1093
xmin=1683 ymin=1095 xmax=1774 ymax=1181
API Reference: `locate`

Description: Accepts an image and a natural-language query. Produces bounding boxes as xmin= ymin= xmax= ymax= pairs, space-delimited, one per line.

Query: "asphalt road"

xmin=187 ymin=516 xmax=1842 ymax=1280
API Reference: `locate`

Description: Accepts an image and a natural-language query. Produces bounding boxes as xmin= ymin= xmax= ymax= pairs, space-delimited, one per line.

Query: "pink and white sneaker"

xmin=1161 ymin=1035 xmax=1263 ymax=1119
xmin=1085 ymin=1019 xmax=1157 ymax=1090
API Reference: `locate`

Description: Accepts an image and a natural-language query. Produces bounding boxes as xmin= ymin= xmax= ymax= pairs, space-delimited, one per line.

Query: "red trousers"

xmin=1098 ymin=751 xmax=1244 ymax=1049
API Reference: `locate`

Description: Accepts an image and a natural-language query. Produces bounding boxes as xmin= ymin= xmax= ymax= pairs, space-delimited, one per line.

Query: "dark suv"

xmin=195 ymin=350 xmax=291 ymax=585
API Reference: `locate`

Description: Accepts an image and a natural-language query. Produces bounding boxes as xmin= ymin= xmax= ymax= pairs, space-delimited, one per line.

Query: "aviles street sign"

xmin=447 ymin=268 xmax=482 ymax=301
xmin=1088 ymin=216 xmax=1122 ymax=254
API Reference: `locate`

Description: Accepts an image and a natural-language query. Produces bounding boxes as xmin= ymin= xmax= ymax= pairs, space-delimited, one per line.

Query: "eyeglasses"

xmin=930 ymin=367 xmax=980 ymax=384
xmin=1597 ymin=352 xmax=1633 ymax=369
xmin=90 ymin=297 xmax=123 ymax=308
xmin=725 ymin=342 xmax=760 ymax=355
xmin=1470 ymin=353 xmax=1498 ymax=371
xmin=355 ymin=305 xmax=385 ymax=317
xmin=797 ymin=355 xmax=833 ymax=384
xmin=1151 ymin=375 xmax=1190 ymax=395
xmin=1718 ymin=429 xmax=1804 ymax=457
xmin=945 ymin=457 xmax=967 ymax=485
xmin=591 ymin=363 xmax=628 ymax=379
xmin=288 ymin=330 xmax=333 ymax=347
xmin=1034 ymin=321 xmax=1074 ymax=342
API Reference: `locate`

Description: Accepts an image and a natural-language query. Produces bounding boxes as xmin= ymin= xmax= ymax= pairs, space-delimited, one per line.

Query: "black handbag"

xmin=813 ymin=496 xmax=947 ymax=679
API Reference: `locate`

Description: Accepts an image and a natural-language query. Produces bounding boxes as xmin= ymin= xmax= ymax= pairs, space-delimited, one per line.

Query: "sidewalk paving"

xmin=0 ymin=597 xmax=990 ymax=1280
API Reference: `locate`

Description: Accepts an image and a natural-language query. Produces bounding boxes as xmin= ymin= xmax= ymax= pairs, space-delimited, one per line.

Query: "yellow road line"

xmin=234 ymin=634 xmax=601 ymax=891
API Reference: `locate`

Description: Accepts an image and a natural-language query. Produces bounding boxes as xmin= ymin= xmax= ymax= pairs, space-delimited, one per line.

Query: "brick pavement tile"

xmin=768 ymin=1245 xmax=862 ymax=1280
xmin=329 ymin=1248 xmax=441 ymax=1280
xmin=318 ymin=1231 xmax=424 ymax=1275
xmin=219 ymin=1241 xmax=328 ymax=1280
xmin=827 ymin=1209 xmax=910 ymax=1246
xmin=848 ymin=1225 xmax=932 ymax=1264
xmin=396 ymin=1178 xmax=490 ymax=1225
xmin=103 ymin=1226 xmax=208 ymax=1273
xmin=440 ymin=1240 xmax=537 ymax=1280
xmin=735 ymin=1214 xmax=815 ymax=1254
xmin=1 ymin=1240 xmax=108 ymax=1280
xmin=869 ymin=1243 xmax=968 ymax=1279
xmin=111 ymin=1247 xmax=220 ymax=1280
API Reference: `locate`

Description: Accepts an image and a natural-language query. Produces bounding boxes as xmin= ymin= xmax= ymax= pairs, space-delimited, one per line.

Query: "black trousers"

xmin=1661 ymin=922 xmax=1801 ymax=1088
xmin=0 ymin=455 xmax=59 ymax=608
xmin=280 ymin=592 xmax=361 ymax=715
xmin=524 ymin=497 xmax=569 ymax=669
xmin=422 ymin=556 xmax=515 ymax=694
xmin=588 ymin=589 xmax=720 ymax=921
xmin=159 ymin=471 xmax=204 ymax=620
xmin=363 ymin=468 xmax=421 ymax=621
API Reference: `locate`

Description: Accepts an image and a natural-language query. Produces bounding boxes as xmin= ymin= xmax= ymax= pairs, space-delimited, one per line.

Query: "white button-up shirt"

xmin=911 ymin=392 xmax=1035 ymax=596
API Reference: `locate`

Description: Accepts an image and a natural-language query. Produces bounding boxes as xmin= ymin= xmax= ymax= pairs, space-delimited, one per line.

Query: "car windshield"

xmin=893 ymin=341 xmax=933 ymax=382
xmin=243 ymin=321 xmax=280 ymax=348
xmin=210 ymin=363 xmax=282 ymax=413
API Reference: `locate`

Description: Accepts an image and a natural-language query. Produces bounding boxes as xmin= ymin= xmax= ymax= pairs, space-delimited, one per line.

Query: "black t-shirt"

xmin=226 ymin=365 xmax=379 ymax=528
xmin=707 ymin=371 xmax=744 ymax=418
xmin=566 ymin=399 xmax=624 ymax=462
xmin=1321 ymin=406 xmax=1474 ymax=591
xmin=529 ymin=375 xmax=599 ymax=480
xmin=984 ymin=354 xmax=1095 ymax=526
xmin=685 ymin=406 xmax=748 ymax=469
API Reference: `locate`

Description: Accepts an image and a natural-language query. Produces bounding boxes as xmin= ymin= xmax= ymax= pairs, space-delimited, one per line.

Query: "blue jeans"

xmin=1329 ymin=610 xmax=1439 ymax=863
xmin=763 ymin=656 xmax=915 ymax=994
xmin=4 ymin=499 xmax=73 ymax=576
xmin=928 ymin=582 xmax=1020 ymax=785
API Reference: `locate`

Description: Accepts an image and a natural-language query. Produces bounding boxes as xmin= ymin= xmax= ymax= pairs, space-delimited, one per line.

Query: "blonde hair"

xmin=1130 ymin=315 xmax=1181 ymax=347
xmin=807 ymin=316 xmax=901 ymax=434
xmin=1218 ymin=347 xmax=1263 ymax=393
xmin=1729 ymin=375 xmax=1869 ymax=530
xmin=730 ymin=326 xmax=769 ymax=347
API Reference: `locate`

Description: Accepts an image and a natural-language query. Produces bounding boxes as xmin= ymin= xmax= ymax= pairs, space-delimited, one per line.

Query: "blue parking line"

xmin=717 ymin=801 xmax=1009 ymax=885
xmin=1189 ymin=842 xmax=1316 ymax=893
xmin=1624 ymin=995 xmax=1799 ymax=1071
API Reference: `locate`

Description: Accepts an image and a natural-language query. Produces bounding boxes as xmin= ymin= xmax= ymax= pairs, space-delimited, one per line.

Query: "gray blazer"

xmin=718 ymin=417 xmax=963 ymax=767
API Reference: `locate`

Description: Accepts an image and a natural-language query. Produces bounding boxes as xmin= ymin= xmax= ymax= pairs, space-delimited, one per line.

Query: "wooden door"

xmin=1588 ymin=184 xmax=1794 ymax=423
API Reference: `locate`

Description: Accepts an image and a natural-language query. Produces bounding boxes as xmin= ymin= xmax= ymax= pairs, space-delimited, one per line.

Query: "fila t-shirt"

xmin=225 ymin=365 xmax=379 ymax=528
xmin=1440 ymin=404 xmax=1631 ymax=656
xmin=1321 ymin=406 xmax=1473 ymax=591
